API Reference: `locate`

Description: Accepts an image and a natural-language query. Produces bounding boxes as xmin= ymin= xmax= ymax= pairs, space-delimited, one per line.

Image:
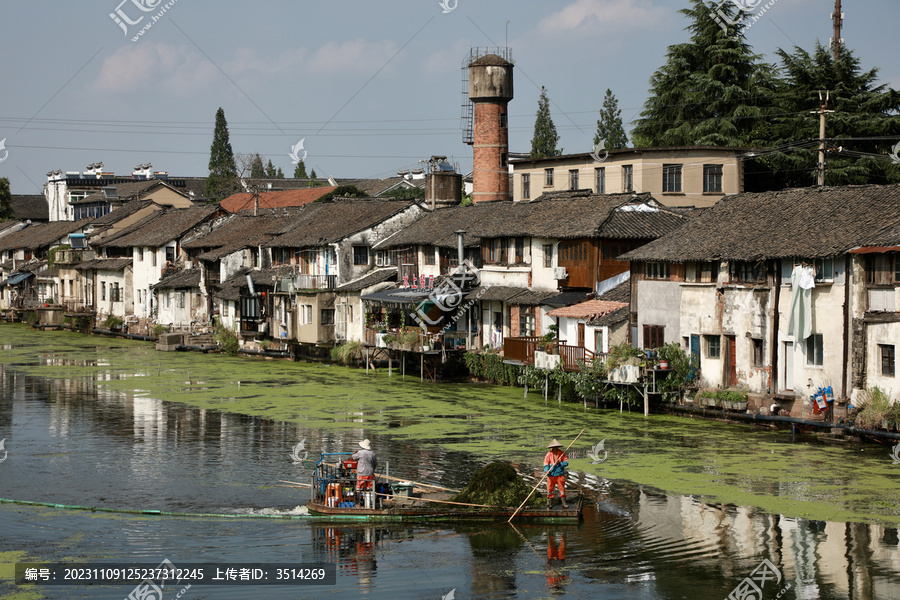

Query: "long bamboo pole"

xmin=507 ymin=428 xmax=584 ymax=523
xmin=319 ymin=465 xmax=460 ymax=493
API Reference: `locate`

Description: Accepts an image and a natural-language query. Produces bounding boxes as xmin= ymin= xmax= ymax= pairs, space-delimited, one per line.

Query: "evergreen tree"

xmin=265 ymin=159 xmax=277 ymax=178
xmin=205 ymin=107 xmax=238 ymax=201
xmin=310 ymin=168 xmax=317 ymax=179
xmin=594 ymin=89 xmax=628 ymax=149
xmin=293 ymin=160 xmax=308 ymax=179
xmin=276 ymin=167 xmax=284 ymax=179
xmin=631 ymin=0 xmax=775 ymax=147
xmin=748 ymin=42 xmax=900 ymax=188
xmin=0 ymin=178 xmax=13 ymax=221
xmin=250 ymin=154 xmax=265 ymax=179
xmin=530 ymin=86 xmax=561 ymax=158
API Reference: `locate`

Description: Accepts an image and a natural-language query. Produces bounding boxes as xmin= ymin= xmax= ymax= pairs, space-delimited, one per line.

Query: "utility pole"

xmin=831 ymin=0 xmax=843 ymax=61
xmin=812 ymin=91 xmax=834 ymax=187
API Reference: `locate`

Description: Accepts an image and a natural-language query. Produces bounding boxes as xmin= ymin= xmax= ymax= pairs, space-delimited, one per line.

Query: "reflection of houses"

xmin=623 ymin=184 xmax=900 ymax=415
xmin=510 ymin=146 xmax=746 ymax=207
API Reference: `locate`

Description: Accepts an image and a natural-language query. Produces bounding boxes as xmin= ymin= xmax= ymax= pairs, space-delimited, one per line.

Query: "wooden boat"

xmin=305 ymin=453 xmax=583 ymax=522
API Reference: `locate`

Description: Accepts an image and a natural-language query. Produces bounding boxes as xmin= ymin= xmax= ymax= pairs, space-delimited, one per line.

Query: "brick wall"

xmin=472 ymin=100 xmax=509 ymax=203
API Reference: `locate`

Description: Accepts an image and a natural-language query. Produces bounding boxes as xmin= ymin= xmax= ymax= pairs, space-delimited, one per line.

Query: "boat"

xmin=304 ymin=453 xmax=583 ymax=522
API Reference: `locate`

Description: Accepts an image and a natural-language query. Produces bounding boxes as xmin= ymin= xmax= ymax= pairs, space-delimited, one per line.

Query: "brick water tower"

xmin=463 ymin=49 xmax=513 ymax=203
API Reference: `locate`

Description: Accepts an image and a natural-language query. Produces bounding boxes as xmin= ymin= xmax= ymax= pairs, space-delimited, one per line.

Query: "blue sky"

xmin=1 ymin=0 xmax=898 ymax=194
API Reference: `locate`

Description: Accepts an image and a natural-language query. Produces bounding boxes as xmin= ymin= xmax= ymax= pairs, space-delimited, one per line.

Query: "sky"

xmin=1 ymin=0 xmax=898 ymax=195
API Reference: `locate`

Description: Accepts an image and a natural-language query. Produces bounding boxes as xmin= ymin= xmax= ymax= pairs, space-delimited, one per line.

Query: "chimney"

xmin=467 ymin=52 xmax=513 ymax=203
xmin=456 ymin=230 xmax=466 ymax=267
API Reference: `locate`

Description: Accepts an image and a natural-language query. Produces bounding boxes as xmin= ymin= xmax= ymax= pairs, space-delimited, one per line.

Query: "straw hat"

xmin=547 ymin=439 xmax=563 ymax=448
xmin=359 ymin=439 xmax=371 ymax=450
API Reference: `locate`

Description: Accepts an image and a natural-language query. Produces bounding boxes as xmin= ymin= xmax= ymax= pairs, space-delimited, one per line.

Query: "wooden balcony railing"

xmin=503 ymin=336 xmax=605 ymax=372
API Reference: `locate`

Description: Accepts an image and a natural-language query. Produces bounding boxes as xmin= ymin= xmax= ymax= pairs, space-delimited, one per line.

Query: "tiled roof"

xmin=182 ymin=212 xmax=301 ymax=252
xmin=377 ymin=191 xmax=687 ymax=249
xmin=597 ymin=280 xmax=630 ymax=303
xmin=10 ymin=195 xmax=49 ymax=221
xmin=213 ymin=267 xmax=280 ymax=300
xmin=267 ymin=198 xmax=416 ymax=248
xmin=335 ymin=267 xmax=397 ymax=292
xmin=76 ymin=258 xmax=133 ymax=271
xmin=152 ymin=268 xmax=201 ymax=290
xmin=548 ymin=299 xmax=628 ymax=319
xmin=588 ymin=306 xmax=629 ymax=327
xmin=94 ymin=205 xmax=222 ymax=248
xmin=623 ymin=184 xmax=900 ymax=262
xmin=347 ymin=177 xmax=424 ymax=197
xmin=90 ymin=200 xmax=158 ymax=225
xmin=0 ymin=219 xmax=90 ymax=252
xmin=218 ymin=187 xmax=338 ymax=213
xmin=543 ymin=291 xmax=594 ymax=308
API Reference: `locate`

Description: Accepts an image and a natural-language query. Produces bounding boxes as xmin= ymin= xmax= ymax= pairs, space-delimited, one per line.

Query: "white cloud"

xmin=95 ymin=42 xmax=217 ymax=95
xmin=539 ymin=0 xmax=669 ymax=33
xmin=306 ymin=38 xmax=399 ymax=75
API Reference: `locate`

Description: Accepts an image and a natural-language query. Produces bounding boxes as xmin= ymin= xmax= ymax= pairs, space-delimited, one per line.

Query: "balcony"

xmin=294 ymin=274 xmax=337 ymax=290
xmin=503 ymin=336 xmax=602 ymax=372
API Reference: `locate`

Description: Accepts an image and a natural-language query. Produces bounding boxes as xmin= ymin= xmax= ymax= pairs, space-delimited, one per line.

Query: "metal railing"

xmin=294 ymin=274 xmax=337 ymax=290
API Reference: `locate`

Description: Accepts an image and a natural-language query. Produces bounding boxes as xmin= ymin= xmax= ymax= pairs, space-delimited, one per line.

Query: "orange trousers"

xmin=546 ymin=475 xmax=566 ymax=497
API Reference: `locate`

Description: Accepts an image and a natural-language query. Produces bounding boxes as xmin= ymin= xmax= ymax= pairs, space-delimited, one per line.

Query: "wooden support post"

xmin=643 ymin=382 xmax=649 ymax=417
xmin=402 ymin=351 xmax=405 ymax=380
xmin=420 ymin=352 xmax=424 ymax=382
xmin=389 ymin=353 xmax=392 ymax=377
xmin=366 ymin=347 xmax=369 ymax=374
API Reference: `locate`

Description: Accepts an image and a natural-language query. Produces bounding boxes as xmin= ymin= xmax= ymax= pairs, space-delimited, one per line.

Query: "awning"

xmin=361 ymin=287 xmax=432 ymax=305
xmin=1 ymin=272 xmax=34 ymax=287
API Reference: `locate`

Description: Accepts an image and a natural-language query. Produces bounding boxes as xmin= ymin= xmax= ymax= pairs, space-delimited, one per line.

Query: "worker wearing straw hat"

xmin=543 ymin=439 xmax=569 ymax=509
xmin=352 ymin=439 xmax=378 ymax=507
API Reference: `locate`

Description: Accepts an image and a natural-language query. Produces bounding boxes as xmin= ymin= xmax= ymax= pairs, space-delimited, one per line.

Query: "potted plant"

xmin=399 ymin=329 xmax=419 ymax=350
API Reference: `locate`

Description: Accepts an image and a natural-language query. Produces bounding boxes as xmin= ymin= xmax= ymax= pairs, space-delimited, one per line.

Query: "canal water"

xmin=1 ymin=324 xmax=899 ymax=599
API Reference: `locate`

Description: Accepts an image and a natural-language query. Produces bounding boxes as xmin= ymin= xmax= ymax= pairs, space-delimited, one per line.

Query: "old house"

xmin=623 ymin=184 xmax=900 ymax=415
xmin=265 ymin=198 xmax=423 ymax=351
xmin=218 ymin=187 xmax=338 ymax=213
xmin=89 ymin=205 xmax=224 ymax=331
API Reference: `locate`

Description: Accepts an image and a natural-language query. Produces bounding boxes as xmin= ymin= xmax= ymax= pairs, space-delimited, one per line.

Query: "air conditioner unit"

xmin=553 ymin=267 xmax=568 ymax=280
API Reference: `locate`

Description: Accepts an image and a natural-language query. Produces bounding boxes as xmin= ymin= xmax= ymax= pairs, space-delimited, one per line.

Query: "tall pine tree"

xmin=631 ymin=0 xmax=775 ymax=147
xmin=594 ymin=89 xmax=628 ymax=149
xmin=748 ymin=42 xmax=900 ymax=188
xmin=293 ymin=160 xmax=308 ymax=179
xmin=205 ymin=108 xmax=238 ymax=201
xmin=0 ymin=177 xmax=13 ymax=221
xmin=250 ymin=154 xmax=265 ymax=179
xmin=530 ymin=86 xmax=561 ymax=158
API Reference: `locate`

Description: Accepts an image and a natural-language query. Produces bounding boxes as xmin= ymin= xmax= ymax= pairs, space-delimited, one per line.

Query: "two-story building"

xmin=510 ymin=147 xmax=746 ymax=207
xmin=623 ymin=184 xmax=900 ymax=416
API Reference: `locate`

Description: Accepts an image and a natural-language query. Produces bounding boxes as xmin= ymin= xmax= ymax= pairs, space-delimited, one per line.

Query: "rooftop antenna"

xmin=830 ymin=0 xmax=843 ymax=61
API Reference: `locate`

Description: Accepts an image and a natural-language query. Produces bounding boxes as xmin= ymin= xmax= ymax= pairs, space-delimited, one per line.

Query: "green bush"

xmin=855 ymin=387 xmax=894 ymax=429
xmin=103 ymin=315 xmax=123 ymax=329
xmin=152 ymin=324 xmax=168 ymax=337
xmin=213 ymin=317 xmax=239 ymax=356
xmin=332 ymin=341 xmax=363 ymax=364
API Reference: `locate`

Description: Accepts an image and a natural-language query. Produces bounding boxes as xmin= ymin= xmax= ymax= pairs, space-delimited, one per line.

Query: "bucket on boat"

xmin=392 ymin=482 xmax=414 ymax=497
xmin=325 ymin=483 xmax=341 ymax=507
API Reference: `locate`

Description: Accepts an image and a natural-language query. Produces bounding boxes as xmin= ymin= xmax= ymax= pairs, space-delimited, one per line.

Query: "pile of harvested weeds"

xmin=453 ymin=462 xmax=540 ymax=508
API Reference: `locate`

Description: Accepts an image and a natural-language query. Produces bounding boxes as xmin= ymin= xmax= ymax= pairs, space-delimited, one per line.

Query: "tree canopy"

xmin=594 ymin=89 xmax=628 ymax=150
xmin=0 ymin=178 xmax=13 ymax=221
xmin=317 ymin=185 xmax=367 ymax=202
xmin=293 ymin=159 xmax=308 ymax=179
xmin=530 ymin=86 xmax=561 ymax=158
xmin=205 ymin=108 xmax=239 ymax=201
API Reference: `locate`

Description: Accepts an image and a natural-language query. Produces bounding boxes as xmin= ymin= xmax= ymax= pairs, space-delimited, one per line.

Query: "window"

xmin=814 ymin=258 xmax=833 ymax=282
xmin=514 ymin=237 xmax=525 ymax=263
xmin=165 ymin=246 xmax=175 ymax=264
xmin=222 ymin=301 xmax=229 ymax=318
xmin=353 ymin=246 xmax=369 ymax=266
xmin=179 ymin=292 xmax=186 ymax=309
xmin=522 ymin=174 xmax=531 ymax=199
xmin=165 ymin=293 xmax=170 ymax=309
xmin=622 ymin=165 xmax=633 ymax=192
xmin=519 ymin=306 xmax=535 ymax=337
xmin=643 ymin=325 xmax=664 ymax=350
xmin=499 ymin=112 xmax=508 ymax=128
xmin=704 ymin=164 xmax=723 ymax=193
xmin=752 ymin=338 xmax=764 ymax=366
xmin=349 ymin=306 xmax=354 ymax=323
xmin=101 ymin=282 xmax=106 ymax=301
xmin=486 ymin=238 xmax=507 ymax=263
xmin=806 ymin=334 xmax=824 ymax=366
xmin=645 ymin=262 xmax=671 ymax=280
xmin=687 ymin=261 xmax=719 ymax=283
xmin=423 ymin=245 xmax=436 ymax=266
xmin=662 ymin=164 xmax=682 ymax=192
xmin=274 ymin=248 xmax=292 ymax=265
xmin=321 ymin=308 xmax=335 ymax=325
xmin=880 ymin=344 xmax=895 ymax=377
xmin=731 ymin=261 xmax=766 ymax=283
xmin=560 ymin=241 xmax=588 ymax=263
xmin=544 ymin=168 xmax=554 ymax=187
xmin=707 ymin=335 xmax=721 ymax=358
xmin=242 ymin=296 xmax=260 ymax=319
xmin=151 ymin=248 xmax=157 ymax=267
xmin=569 ymin=169 xmax=579 ymax=190
xmin=543 ymin=244 xmax=553 ymax=268
xmin=595 ymin=167 xmax=605 ymax=194
xmin=137 ymin=247 xmax=144 ymax=262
